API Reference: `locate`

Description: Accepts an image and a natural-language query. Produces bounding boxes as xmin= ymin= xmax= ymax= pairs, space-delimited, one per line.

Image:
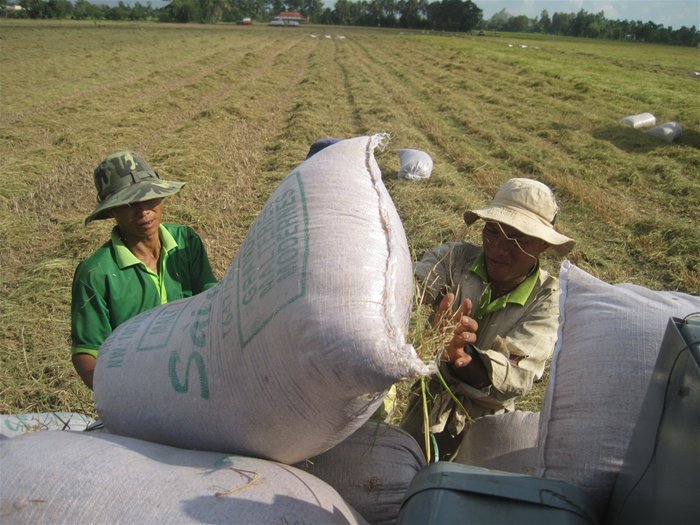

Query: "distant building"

xmin=274 ymin=11 xmax=308 ymax=24
xmin=5 ymin=3 xmax=24 ymax=15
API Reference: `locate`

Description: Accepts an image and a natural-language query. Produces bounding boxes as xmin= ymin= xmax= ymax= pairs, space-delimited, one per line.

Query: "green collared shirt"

xmin=71 ymin=223 xmax=217 ymax=358
xmin=112 ymin=226 xmax=179 ymax=305
xmin=469 ymin=253 xmax=539 ymax=333
xmin=413 ymin=241 xmax=560 ymax=416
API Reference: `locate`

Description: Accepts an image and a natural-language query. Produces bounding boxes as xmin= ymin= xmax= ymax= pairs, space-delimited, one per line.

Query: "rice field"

xmin=1 ymin=19 xmax=698 ymax=415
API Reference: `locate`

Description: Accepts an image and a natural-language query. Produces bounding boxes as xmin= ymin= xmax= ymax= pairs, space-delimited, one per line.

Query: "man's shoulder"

xmin=163 ymin=223 xmax=200 ymax=242
xmin=73 ymin=240 xmax=118 ymax=285
xmin=423 ymin=241 xmax=481 ymax=259
xmin=537 ymin=266 xmax=560 ymax=291
xmin=77 ymin=240 xmax=116 ymax=270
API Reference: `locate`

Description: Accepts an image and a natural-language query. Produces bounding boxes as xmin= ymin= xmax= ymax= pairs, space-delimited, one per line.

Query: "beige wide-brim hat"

xmin=85 ymin=151 xmax=185 ymax=225
xmin=464 ymin=178 xmax=575 ymax=257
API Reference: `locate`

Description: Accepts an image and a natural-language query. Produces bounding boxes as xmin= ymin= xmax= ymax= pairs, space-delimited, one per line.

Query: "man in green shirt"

xmin=400 ymin=178 xmax=575 ymax=461
xmin=71 ymin=151 xmax=217 ymax=390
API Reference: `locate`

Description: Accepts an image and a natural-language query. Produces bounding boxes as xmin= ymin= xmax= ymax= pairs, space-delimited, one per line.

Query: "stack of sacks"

xmin=2 ymin=135 xmax=432 ymax=524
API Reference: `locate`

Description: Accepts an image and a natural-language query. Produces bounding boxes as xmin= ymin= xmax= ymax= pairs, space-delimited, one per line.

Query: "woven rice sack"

xmin=295 ymin=420 xmax=425 ymax=525
xmin=94 ymin=134 xmax=430 ymax=464
xmin=397 ymin=148 xmax=433 ymax=180
xmin=536 ymin=261 xmax=700 ymax=515
xmin=0 ymin=431 xmax=367 ymax=524
xmin=453 ymin=411 xmax=540 ymax=476
xmin=0 ymin=412 xmax=95 ymax=438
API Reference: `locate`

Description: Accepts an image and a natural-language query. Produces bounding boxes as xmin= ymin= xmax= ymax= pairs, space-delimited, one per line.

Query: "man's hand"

xmin=437 ymin=298 xmax=491 ymax=389
xmin=442 ymin=298 xmax=478 ymax=366
xmin=432 ymin=294 xmax=473 ymax=331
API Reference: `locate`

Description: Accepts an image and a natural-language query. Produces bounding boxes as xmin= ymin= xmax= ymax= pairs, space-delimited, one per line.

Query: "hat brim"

xmin=85 ymin=179 xmax=185 ymax=225
xmin=464 ymin=207 xmax=575 ymax=257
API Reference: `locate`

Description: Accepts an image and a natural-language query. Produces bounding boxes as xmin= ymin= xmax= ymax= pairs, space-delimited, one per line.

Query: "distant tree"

xmin=505 ymin=14 xmax=529 ymax=32
xmin=487 ymin=7 xmax=510 ymax=30
xmin=300 ymin=0 xmax=324 ymax=21
xmin=266 ymin=0 xmax=285 ymax=16
xmin=550 ymin=11 xmax=572 ymax=35
xmin=675 ymin=25 xmax=699 ymax=46
xmin=169 ymin=0 xmax=199 ymax=22
xmin=427 ymin=0 xmax=481 ymax=32
xmin=46 ymin=0 xmax=72 ymax=18
xmin=104 ymin=1 xmax=129 ymax=19
xmin=332 ymin=0 xmax=351 ymax=23
xmin=127 ymin=1 xmax=153 ymax=19
xmin=20 ymin=0 xmax=49 ymax=18
xmin=397 ymin=0 xmax=427 ymax=28
xmin=197 ymin=0 xmax=225 ymax=22
xmin=537 ymin=9 xmax=551 ymax=33
xmin=636 ymin=20 xmax=661 ymax=42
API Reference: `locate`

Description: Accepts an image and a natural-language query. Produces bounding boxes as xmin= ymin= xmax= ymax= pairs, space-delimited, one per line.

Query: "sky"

xmin=474 ymin=1 xmax=699 ymax=30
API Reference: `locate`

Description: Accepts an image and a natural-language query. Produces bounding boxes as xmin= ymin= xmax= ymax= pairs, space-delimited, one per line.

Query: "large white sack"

xmin=0 ymin=431 xmax=368 ymax=525
xmin=536 ymin=261 xmax=700 ymax=516
xmin=294 ymin=420 xmax=425 ymax=525
xmin=0 ymin=412 xmax=95 ymax=438
xmin=453 ymin=411 xmax=540 ymax=476
xmin=94 ymin=134 xmax=430 ymax=464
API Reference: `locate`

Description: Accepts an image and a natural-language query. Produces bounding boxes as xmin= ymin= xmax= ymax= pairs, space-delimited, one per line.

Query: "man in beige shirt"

xmin=400 ymin=178 xmax=575 ymax=461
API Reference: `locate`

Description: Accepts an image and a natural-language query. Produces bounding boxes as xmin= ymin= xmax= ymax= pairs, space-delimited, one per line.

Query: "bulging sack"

xmin=0 ymin=431 xmax=367 ymax=525
xmin=646 ymin=121 xmax=682 ymax=142
xmin=620 ymin=112 xmax=656 ymax=129
xmin=94 ymin=134 xmax=430 ymax=464
xmin=397 ymin=149 xmax=433 ymax=180
xmin=294 ymin=420 xmax=426 ymax=525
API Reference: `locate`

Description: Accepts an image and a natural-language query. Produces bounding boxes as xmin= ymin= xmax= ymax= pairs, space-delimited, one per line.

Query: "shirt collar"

xmin=469 ymin=253 xmax=539 ymax=307
xmin=112 ymin=224 xmax=177 ymax=270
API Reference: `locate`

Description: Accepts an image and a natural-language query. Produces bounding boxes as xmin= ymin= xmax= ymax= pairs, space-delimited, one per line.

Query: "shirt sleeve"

xmin=414 ymin=242 xmax=461 ymax=308
xmin=474 ymin=282 xmax=560 ymax=405
xmin=184 ymin=226 xmax=217 ymax=293
xmin=70 ymin=262 xmax=111 ymax=358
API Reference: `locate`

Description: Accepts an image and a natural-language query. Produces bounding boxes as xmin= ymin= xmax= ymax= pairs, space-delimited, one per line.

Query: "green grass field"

xmin=1 ymin=20 xmax=698 ymax=417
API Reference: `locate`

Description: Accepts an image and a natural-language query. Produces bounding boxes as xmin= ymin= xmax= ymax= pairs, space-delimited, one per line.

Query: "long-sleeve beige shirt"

xmin=414 ymin=242 xmax=561 ymax=434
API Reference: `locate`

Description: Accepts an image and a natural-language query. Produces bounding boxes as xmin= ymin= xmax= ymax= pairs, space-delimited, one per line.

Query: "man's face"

xmin=481 ymin=221 xmax=550 ymax=285
xmin=111 ymin=198 xmax=164 ymax=240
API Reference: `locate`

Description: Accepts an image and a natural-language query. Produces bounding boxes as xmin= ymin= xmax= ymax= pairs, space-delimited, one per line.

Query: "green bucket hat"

xmin=85 ymin=151 xmax=185 ymax=225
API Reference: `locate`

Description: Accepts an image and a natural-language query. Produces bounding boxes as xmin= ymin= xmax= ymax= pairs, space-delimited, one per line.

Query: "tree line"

xmin=5 ymin=0 xmax=699 ymax=47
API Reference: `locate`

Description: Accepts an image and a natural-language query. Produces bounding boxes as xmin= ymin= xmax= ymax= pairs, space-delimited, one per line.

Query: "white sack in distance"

xmin=620 ymin=112 xmax=656 ymax=129
xmin=646 ymin=121 xmax=683 ymax=142
xmin=0 ymin=431 xmax=368 ymax=525
xmin=397 ymin=148 xmax=433 ymax=180
xmin=94 ymin=134 xmax=431 ymax=464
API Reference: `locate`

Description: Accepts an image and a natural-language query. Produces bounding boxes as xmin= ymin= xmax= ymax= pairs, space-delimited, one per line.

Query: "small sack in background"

xmin=397 ymin=149 xmax=433 ymax=180
xmin=619 ymin=112 xmax=656 ymax=129
xmin=646 ymin=121 xmax=683 ymax=142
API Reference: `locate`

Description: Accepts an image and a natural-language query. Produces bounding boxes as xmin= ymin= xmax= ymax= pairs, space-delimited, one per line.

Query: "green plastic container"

xmin=398 ymin=463 xmax=598 ymax=525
